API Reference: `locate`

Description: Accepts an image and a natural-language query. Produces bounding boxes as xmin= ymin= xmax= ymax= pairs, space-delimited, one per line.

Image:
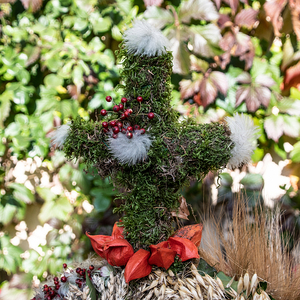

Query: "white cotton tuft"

xmin=123 ymin=19 xmax=170 ymax=57
xmin=108 ymin=130 xmax=152 ymax=165
xmin=50 ymin=123 xmax=71 ymax=149
xmin=226 ymin=113 xmax=259 ymax=169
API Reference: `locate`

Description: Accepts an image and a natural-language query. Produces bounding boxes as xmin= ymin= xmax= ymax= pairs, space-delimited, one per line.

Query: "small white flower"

xmin=50 ymin=123 xmax=71 ymax=149
xmin=108 ymin=130 xmax=152 ymax=165
xmin=123 ymin=19 xmax=170 ymax=57
xmin=226 ymin=113 xmax=259 ymax=169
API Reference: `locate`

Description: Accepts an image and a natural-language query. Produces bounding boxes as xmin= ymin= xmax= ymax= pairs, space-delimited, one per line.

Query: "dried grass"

xmin=200 ymin=193 xmax=300 ymax=300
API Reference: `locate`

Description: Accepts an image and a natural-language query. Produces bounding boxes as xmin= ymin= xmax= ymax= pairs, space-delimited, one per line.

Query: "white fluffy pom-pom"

xmin=50 ymin=123 xmax=70 ymax=149
xmin=108 ymin=130 xmax=152 ymax=165
xmin=123 ymin=20 xmax=170 ymax=57
xmin=226 ymin=113 xmax=259 ymax=169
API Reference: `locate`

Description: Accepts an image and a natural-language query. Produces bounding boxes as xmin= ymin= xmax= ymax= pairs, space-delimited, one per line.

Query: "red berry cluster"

xmin=101 ymin=96 xmax=151 ymax=139
xmin=30 ymin=264 xmax=96 ymax=300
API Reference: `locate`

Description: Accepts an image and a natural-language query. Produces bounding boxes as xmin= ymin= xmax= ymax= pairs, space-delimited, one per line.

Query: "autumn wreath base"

xmin=86 ymin=223 xmax=203 ymax=283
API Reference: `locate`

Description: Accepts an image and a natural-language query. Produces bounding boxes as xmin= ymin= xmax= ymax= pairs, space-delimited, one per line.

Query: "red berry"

xmin=50 ymin=290 xmax=55 ymax=296
xmin=127 ymin=108 xmax=133 ymax=114
xmin=89 ymin=265 xmax=94 ymax=271
xmin=61 ymin=276 xmax=67 ymax=282
xmin=113 ymin=126 xmax=120 ymax=134
xmin=137 ymin=96 xmax=143 ymax=102
xmin=134 ymin=125 xmax=140 ymax=130
xmin=140 ymin=128 xmax=146 ymax=134
xmin=127 ymin=126 xmax=133 ymax=132
xmin=54 ymin=280 xmax=59 ymax=285
xmin=80 ymin=271 xmax=84 ymax=276
xmin=102 ymin=122 xmax=108 ymax=128
xmin=120 ymin=113 xmax=126 ymax=120
xmin=78 ymin=283 xmax=82 ymax=288
xmin=113 ymin=105 xmax=120 ymax=112
xmin=106 ymin=96 xmax=112 ymax=102
xmin=53 ymin=277 xmax=58 ymax=281
xmin=44 ymin=287 xmax=49 ymax=292
xmin=119 ymin=103 xmax=124 ymax=110
xmin=47 ymin=296 xmax=51 ymax=300
xmin=121 ymin=128 xmax=126 ymax=134
xmin=112 ymin=134 xmax=118 ymax=139
xmin=55 ymin=285 xmax=60 ymax=290
xmin=121 ymin=97 xmax=127 ymax=103
xmin=124 ymin=111 xmax=130 ymax=118
xmin=100 ymin=109 xmax=107 ymax=116
xmin=109 ymin=120 xmax=116 ymax=127
xmin=44 ymin=285 xmax=48 ymax=288
xmin=117 ymin=122 xmax=123 ymax=128
xmin=148 ymin=112 xmax=155 ymax=119
xmin=103 ymin=128 xmax=108 ymax=133
xmin=127 ymin=132 xmax=133 ymax=139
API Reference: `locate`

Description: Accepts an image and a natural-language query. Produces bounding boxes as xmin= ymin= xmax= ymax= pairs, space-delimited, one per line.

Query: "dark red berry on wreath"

xmin=127 ymin=126 xmax=133 ymax=132
xmin=47 ymin=296 xmax=51 ymax=300
xmin=76 ymin=267 xmax=81 ymax=273
xmin=44 ymin=285 xmax=48 ymax=288
xmin=103 ymin=128 xmax=108 ymax=133
xmin=102 ymin=122 xmax=108 ymax=128
xmin=124 ymin=111 xmax=130 ymax=118
xmin=106 ymin=96 xmax=112 ymax=102
xmin=140 ymin=128 xmax=146 ymax=134
xmin=120 ymin=113 xmax=126 ymax=120
xmin=121 ymin=97 xmax=127 ymax=103
xmin=53 ymin=277 xmax=58 ymax=282
xmin=128 ymin=108 xmax=133 ymax=114
xmin=137 ymin=96 xmax=143 ymax=102
xmin=112 ymin=134 xmax=118 ymax=139
xmin=80 ymin=271 xmax=84 ymax=276
xmin=117 ymin=122 xmax=123 ymax=128
xmin=87 ymin=270 xmax=91 ymax=274
xmin=50 ymin=290 xmax=55 ymax=296
xmin=54 ymin=281 xmax=59 ymax=285
xmin=113 ymin=126 xmax=120 ymax=134
xmin=134 ymin=125 xmax=140 ymax=130
xmin=109 ymin=120 xmax=116 ymax=127
xmin=61 ymin=276 xmax=67 ymax=282
xmin=119 ymin=103 xmax=124 ymax=110
xmin=121 ymin=128 xmax=126 ymax=134
xmin=44 ymin=287 xmax=49 ymax=293
xmin=100 ymin=109 xmax=107 ymax=116
xmin=148 ymin=112 xmax=155 ymax=119
xmin=113 ymin=105 xmax=120 ymax=112
xmin=89 ymin=265 xmax=94 ymax=270
xmin=55 ymin=285 xmax=60 ymax=290
xmin=127 ymin=132 xmax=133 ymax=139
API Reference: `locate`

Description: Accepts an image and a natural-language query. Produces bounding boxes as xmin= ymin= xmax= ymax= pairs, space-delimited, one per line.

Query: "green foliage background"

xmin=1 ymin=0 xmax=300 ymax=298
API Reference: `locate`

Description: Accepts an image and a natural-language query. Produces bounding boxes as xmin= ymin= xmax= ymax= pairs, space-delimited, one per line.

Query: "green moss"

xmin=62 ymin=46 xmax=234 ymax=250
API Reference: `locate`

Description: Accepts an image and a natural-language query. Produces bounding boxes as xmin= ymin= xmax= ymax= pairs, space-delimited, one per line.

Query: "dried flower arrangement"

xmin=33 ymin=20 xmax=261 ymax=300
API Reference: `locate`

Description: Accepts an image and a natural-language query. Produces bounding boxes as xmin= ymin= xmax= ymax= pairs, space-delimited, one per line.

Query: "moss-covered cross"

xmin=54 ymin=21 xmax=256 ymax=251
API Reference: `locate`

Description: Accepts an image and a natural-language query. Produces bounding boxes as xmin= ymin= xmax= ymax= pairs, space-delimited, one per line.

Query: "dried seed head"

xmin=251 ymin=273 xmax=258 ymax=294
xmin=237 ymin=276 xmax=244 ymax=294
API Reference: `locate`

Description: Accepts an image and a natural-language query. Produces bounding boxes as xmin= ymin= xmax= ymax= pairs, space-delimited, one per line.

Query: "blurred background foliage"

xmin=1 ymin=0 xmax=300 ymax=298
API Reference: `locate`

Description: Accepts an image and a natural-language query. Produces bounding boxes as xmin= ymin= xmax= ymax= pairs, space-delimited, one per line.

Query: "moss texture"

xmin=63 ymin=46 xmax=233 ymax=250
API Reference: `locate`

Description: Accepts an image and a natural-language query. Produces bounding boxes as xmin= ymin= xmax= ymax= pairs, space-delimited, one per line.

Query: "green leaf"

xmin=0 ymin=90 xmax=13 ymax=127
xmin=216 ymin=272 xmax=238 ymax=291
xmin=144 ymin=6 xmax=174 ymax=29
xmin=39 ymin=196 xmax=73 ymax=223
xmin=86 ymin=271 xmax=97 ymax=300
xmin=290 ymin=141 xmax=300 ymax=162
xmin=91 ymin=188 xmax=112 ymax=212
xmin=189 ymin=24 xmax=221 ymax=57
xmin=8 ymin=183 xmax=34 ymax=204
xmin=219 ymin=173 xmax=233 ymax=187
xmin=277 ymin=97 xmax=300 ymax=116
xmin=197 ymin=258 xmax=217 ymax=276
xmin=44 ymin=74 xmax=64 ymax=88
xmin=72 ymin=65 xmax=84 ymax=87
xmin=36 ymin=187 xmax=57 ymax=202
xmin=240 ymin=174 xmax=264 ymax=190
